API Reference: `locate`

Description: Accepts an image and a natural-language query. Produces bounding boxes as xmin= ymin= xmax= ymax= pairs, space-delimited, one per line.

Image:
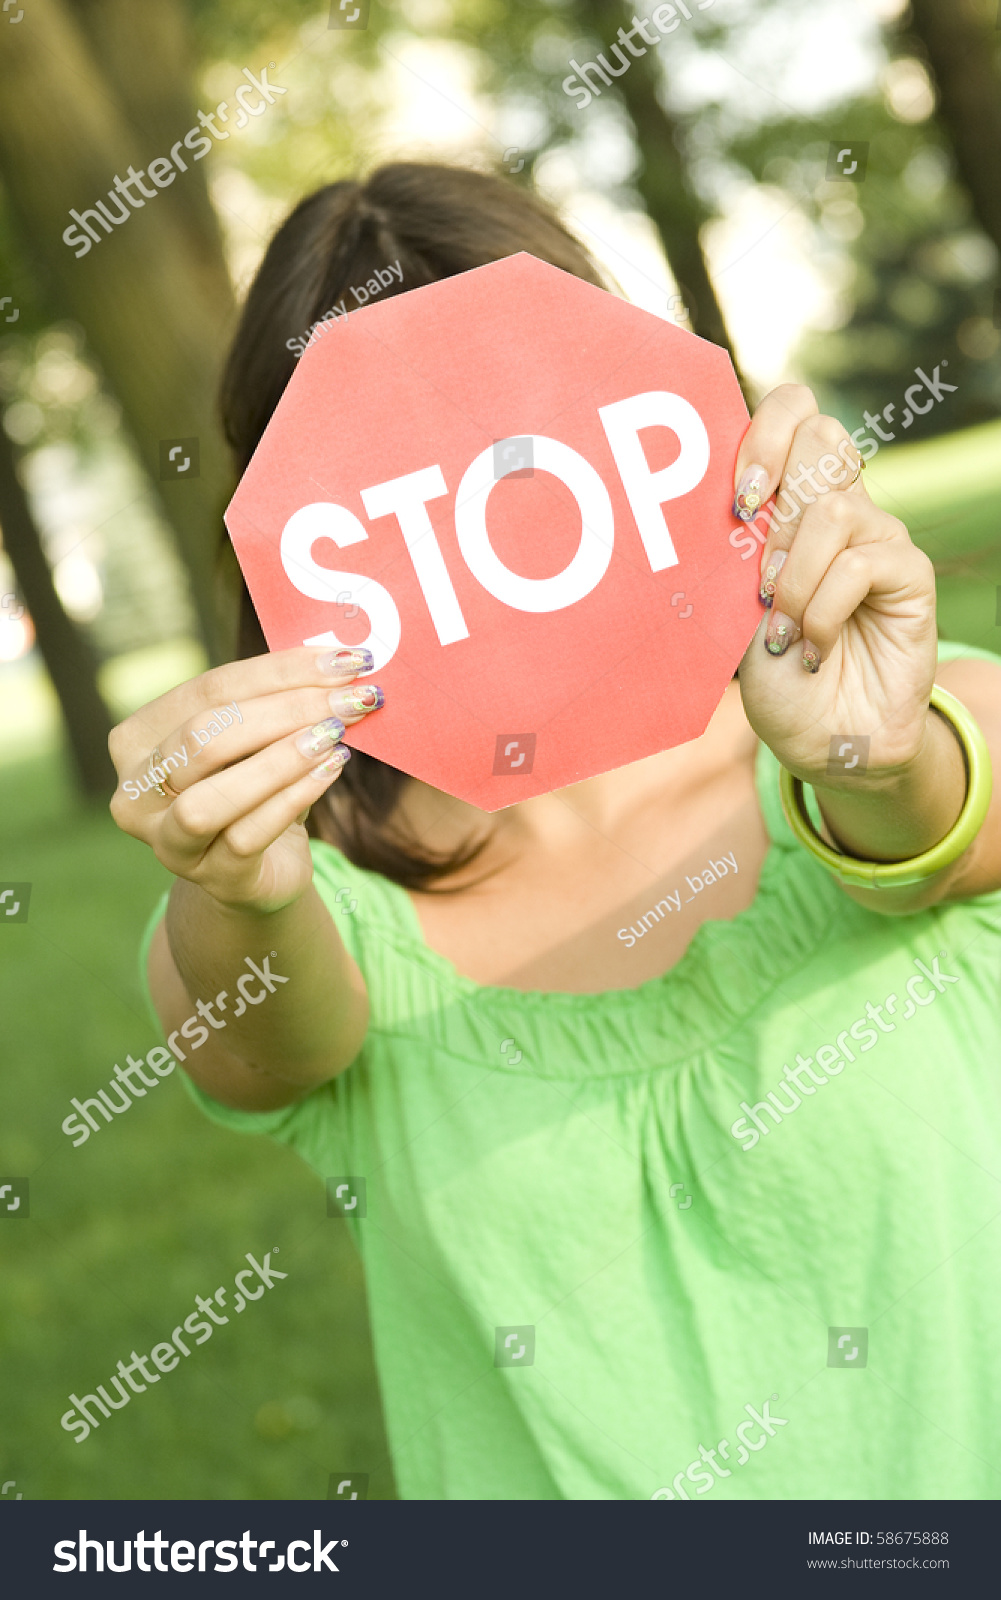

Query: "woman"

xmin=112 ymin=164 xmax=1001 ymax=1501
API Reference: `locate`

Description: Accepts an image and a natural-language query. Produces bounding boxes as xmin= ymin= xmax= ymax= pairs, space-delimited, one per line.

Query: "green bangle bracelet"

xmin=779 ymin=683 xmax=993 ymax=890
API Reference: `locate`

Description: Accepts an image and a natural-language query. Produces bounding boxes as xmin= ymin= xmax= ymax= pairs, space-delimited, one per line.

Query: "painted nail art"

xmin=297 ymin=716 xmax=345 ymax=757
xmin=758 ymin=549 xmax=786 ymax=607
xmin=733 ymin=464 xmax=768 ymax=522
xmin=328 ymin=683 xmax=385 ymax=716
xmin=318 ymin=647 xmax=375 ymax=676
xmin=311 ymin=745 xmax=351 ymax=779
xmin=764 ymin=612 xmax=798 ymax=657
xmin=802 ymin=643 xmax=821 ymax=674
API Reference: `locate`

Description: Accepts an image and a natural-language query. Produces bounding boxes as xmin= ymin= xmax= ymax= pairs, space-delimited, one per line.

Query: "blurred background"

xmin=0 ymin=0 xmax=999 ymax=1501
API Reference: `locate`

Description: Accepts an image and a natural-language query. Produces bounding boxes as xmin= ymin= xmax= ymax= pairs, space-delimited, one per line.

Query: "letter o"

xmin=454 ymin=436 xmax=614 ymax=612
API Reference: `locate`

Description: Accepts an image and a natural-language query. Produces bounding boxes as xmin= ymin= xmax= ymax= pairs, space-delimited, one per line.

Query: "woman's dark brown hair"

xmin=219 ymin=161 xmax=609 ymax=890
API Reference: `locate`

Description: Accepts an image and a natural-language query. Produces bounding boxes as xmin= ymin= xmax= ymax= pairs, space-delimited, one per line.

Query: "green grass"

xmin=865 ymin=418 xmax=1001 ymax=650
xmin=0 ymin=750 xmax=395 ymax=1500
xmin=1 ymin=418 xmax=999 ymax=1502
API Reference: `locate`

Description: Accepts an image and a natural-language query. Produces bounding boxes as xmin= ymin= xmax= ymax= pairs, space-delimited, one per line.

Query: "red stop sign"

xmin=226 ymin=252 xmax=759 ymax=809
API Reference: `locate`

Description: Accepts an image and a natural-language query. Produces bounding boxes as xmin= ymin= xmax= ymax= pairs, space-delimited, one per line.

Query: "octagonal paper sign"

xmin=225 ymin=251 xmax=761 ymax=810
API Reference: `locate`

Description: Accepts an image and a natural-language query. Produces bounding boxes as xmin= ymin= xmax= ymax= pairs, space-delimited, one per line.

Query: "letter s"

xmin=53 ymin=1536 xmax=79 ymax=1569
xmin=214 ymin=1540 xmax=238 ymax=1573
xmin=61 ymin=225 xmax=92 ymax=260
xmin=280 ymin=502 xmax=402 ymax=670
xmin=850 ymin=426 xmax=880 ymax=463
xmin=685 ymin=1460 xmax=715 ymax=1493
xmin=729 ymin=525 xmax=760 ymax=560
xmin=62 ymin=1114 xmax=90 ymax=1148
xmin=562 ymin=75 xmax=592 ymax=111
xmin=184 ymin=1312 xmax=214 ymax=1345
xmin=59 ymin=1412 xmax=89 ymax=1448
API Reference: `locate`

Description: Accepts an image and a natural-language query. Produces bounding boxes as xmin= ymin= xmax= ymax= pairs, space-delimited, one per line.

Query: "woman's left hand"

xmin=734 ymin=384 xmax=939 ymax=787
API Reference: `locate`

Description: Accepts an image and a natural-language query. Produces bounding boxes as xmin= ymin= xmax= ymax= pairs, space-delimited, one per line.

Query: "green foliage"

xmin=726 ymin=96 xmax=1000 ymax=435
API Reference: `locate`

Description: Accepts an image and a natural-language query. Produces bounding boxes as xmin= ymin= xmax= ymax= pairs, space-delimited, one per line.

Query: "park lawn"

xmin=0 ymin=418 xmax=998 ymax=1502
xmin=0 ymin=750 xmax=395 ymax=1501
xmin=866 ymin=417 xmax=1001 ymax=651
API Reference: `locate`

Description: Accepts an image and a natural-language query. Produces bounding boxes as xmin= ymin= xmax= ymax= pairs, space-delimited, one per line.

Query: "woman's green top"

xmin=141 ymin=639 xmax=1001 ymax=1500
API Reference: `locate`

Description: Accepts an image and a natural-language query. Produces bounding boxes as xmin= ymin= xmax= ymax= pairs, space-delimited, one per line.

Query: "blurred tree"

xmin=906 ymin=0 xmax=1001 ymax=261
xmin=568 ymin=0 xmax=738 ymax=368
xmin=0 ymin=0 xmax=236 ymax=662
xmin=726 ymin=91 xmax=999 ymax=436
xmin=444 ymin=0 xmax=741 ymax=373
xmin=0 ymin=424 xmax=115 ymax=795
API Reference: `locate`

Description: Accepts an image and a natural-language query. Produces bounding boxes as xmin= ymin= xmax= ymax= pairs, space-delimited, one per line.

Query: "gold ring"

xmin=148 ymin=746 xmax=179 ymax=800
xmin=846 ymin=454 xmax=866 ymax=489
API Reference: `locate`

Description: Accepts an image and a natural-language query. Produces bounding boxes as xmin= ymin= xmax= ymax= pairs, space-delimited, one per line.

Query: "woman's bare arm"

xmin=110 ymin=644 xmax=383 ymax=1110
xmin=149 ymin=881 xmax=368 ymax=1111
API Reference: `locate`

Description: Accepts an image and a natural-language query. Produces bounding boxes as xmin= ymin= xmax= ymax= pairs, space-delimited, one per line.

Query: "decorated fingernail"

xmin=328 ymin=683 xmax=385 ymax=716
xmin=318 ymin=647 xmax=375 ymax=676
xmin=764 ymin=613 xmax=798 ymax=656
xmin=802 ymin=642 xmax=821 ymax=674
xmin=311 ymin=745 xmax=351 ymax=778
xmin=297 ymin=716 xmax=345 ymax=757
xmin=758 ymin=548 xmax=786 ymax=607
xmin=733 ymin=464 xmax=768 ymax=522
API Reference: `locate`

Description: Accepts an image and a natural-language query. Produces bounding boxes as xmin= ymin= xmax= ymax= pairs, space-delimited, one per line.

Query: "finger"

xmin=761 ymin=413 xmax=867 ymax=556
xmin=763 ymin=497 xmax=918 ymax=664
xmin=110 ymin=644 xmax=376 ymax=773
xmin=119 ymin=679 xmax=384 ymax=804
xmin=187 ymin=750 xmax=352 ymax=900
xmin=791 ymin=543 xmax=909 ymax=672
xmin=157 ymin=717 xmax=357 ymax=863
xmin=732 ymin=384 xmax=819 ymax=524
xmin=219 ymin=753 xmax=352 ymax=862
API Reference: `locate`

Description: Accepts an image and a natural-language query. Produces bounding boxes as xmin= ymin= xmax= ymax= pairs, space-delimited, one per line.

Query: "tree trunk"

xmin=906 ymin=0 xmax=1001 ymax=259
xmin=572 ymin=0 xmax=742 ymax=382
xmin=0 ymin=428 xmax=116 ymax=797
xmin=0 ymin=0 xmax=237 ymax=662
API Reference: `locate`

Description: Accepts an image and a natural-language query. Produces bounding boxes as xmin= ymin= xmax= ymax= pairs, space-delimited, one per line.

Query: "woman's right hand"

xmin=109 ymin=645 xmax=384 ymax=914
